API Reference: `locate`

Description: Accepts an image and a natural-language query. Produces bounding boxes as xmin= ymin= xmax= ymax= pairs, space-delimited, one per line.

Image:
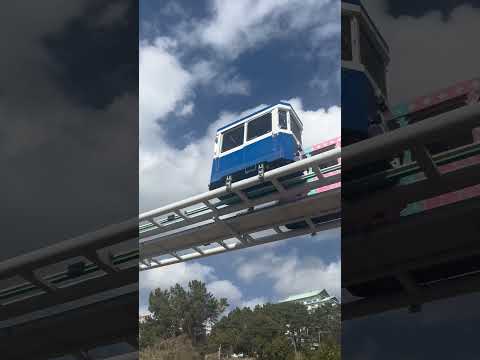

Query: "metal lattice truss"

xmin=342 ymin=102 xmax=480 ymax=320
xmin=0 ymin=220 xmax=139 ymax=358
xmin=140 ymin=145 xmax=341 ymax=271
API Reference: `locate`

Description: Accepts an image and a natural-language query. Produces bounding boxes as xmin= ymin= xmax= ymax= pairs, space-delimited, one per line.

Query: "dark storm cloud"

xmin=362 ymin=0 xmax=480 ymax=104
xmin=0 ymin=0 xmax=138 ymax=259
xmin=387 ymin=0 xmax=480 ymax=19
xmin=44 ymin=1 xmax=137 ymax=108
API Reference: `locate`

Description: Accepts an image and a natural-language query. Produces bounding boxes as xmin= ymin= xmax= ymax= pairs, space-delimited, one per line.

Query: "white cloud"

xmin=274 ymin=257 xmax=341 ymax=299
xmin=236 ymin=256 xmax=271 ymax=282
xmin=309 ymin=76 xmax=331 ymax=95
xmin=139 ymin=38 xmax=194 ymax=148
xmin=309 ymin=63 xmax=340 ymax=95
xmin=197 ymin=0 xmax=339 ymax=58
xmin=190 ymin=60 xmax=251 ymax=95
xmin=177 ymin=101 xmax=195 ymax=117
xmin=311 ymin=21 xmax=341 ymax=43
xmin=240 ymin=297 xmax=267 ymax=309
xmin=363 ymin=1 xmax=480 ymax=104
xmin=207 ymin=280 xmax=243 ymax=305
xmin=191 ymin=60 xmax=217 ymax=84
xmin=236 ymin=249 xmax=341 ymax=300
xmin=161 ymin=1 xmax=187 ymax=18
xmin=214 ymin=73 xmax=251 ymax=95
xmin=288 ymin=97 xmax=341 ymax=147
xmin=140 ymin=262 xmax=216 ymax=291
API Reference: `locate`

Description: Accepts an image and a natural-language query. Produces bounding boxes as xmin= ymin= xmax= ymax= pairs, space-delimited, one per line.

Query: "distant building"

xmin=278 ymin=289 xmax=338 ymax=311
xmin=279 ymin=290 xmax=339 ymax=350
xmin=139 ymin=314 xmax=150 ymax=323
xmin=204 ymin=319 xmax=214 ymax=335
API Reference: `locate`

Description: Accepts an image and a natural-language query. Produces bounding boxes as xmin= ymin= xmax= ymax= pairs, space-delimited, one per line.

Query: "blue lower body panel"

xmin=341 ymin=67 xmax=394 ymax=182
xmin=341 ymin=68 xmax=378 ymax=146
xmin=209 ymin=133 xmax=298 ymax=189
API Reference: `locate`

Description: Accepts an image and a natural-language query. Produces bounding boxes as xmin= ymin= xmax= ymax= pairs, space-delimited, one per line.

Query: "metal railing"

xmin=140 ymin=143 xmax=342 ymax=271
xmin=342 ymin=102 xmax=480 ymax=319
xmin=0 ymin=219 xmax=138 ymax=320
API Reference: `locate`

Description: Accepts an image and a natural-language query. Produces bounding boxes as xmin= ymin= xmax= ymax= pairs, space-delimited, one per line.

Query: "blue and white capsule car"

xmin=342 ymin=0 xmax=389 ymax=146
xmin=342 ymin=0 xmax=394 ymax=185
xmin=209 ymin=102 xmax=303 ymax=190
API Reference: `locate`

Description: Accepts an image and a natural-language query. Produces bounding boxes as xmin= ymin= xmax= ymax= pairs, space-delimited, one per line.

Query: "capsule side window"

xmin=213 ymin=134 xmax=220 ymax=156
xmin=341 ymin=15 xmax=353 ymax=61
xmin=279 ymin=110 xmax=288 ymax=130
xmin=246 ymin=112 xmax=272 ymax=141
xmin=289 ymin=112 xmax=302 ymax=143
xmin=359 ymin=23 xmax=387 ymax=95
xmin=221 ymin=124 xmax=244 ymax=153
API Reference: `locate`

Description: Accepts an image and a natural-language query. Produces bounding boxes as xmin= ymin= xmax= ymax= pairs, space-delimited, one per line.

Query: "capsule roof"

xmin=216 ymin=102 xmax=302 ymax=133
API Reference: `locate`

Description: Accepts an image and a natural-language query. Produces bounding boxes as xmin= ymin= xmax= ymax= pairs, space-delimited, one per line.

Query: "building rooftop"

xmin=279 ymin=289 xmax=330 ymax=303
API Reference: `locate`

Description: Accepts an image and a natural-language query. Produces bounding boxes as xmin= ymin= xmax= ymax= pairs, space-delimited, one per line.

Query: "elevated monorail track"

xmin=0 ymin=220 xmax=139 ymax=359
xmin=139 ymin=141 xmax=342 ymax=271
xmin=343 ymin=102 xmax=480 ymax=320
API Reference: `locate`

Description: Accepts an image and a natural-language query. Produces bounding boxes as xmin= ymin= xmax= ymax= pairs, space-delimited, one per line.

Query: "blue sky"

xmin=139 ymin=0 xmax=341 ymax=314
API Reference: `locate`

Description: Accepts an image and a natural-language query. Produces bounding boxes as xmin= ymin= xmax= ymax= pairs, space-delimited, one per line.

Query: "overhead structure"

xmin=0 ymin=220 xmax=139 ymax=359
xmin=342 ymin=102 xmax=480 ymax=320
xmin=140 ymin=140 xmax=342 ymax=271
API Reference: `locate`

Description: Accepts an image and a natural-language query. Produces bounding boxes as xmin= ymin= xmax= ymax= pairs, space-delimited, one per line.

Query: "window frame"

xmin=342 ymin=7 xmax=389 ymax=99
xmin=278 ymin=109 xmax=288 ymax=130
xmin=341 ymin=15 xmax=353 ymax=61
xmin=358 ymin=21 xmax=387 ymax=95
xmin=246 ymin=112 xmax=273 ymax=142
xmin=289 ymin=111 xmax=302 ymax=144
xmin=220 ymin=123 xmax=245 ymax=154
xmin=217 ymin=106 xmax=297 ymax=157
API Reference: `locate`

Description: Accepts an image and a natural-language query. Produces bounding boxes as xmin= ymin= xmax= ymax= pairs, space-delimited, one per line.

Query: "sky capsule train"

xmin=341 ymin=0 xmax=395 ymax=184
xmin=209 ymin=102 xmax=303 ymax=190
xmin=341 ymin=0 xmax=390 ymax=146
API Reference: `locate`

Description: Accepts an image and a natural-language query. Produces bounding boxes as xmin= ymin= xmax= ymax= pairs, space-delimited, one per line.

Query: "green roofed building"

xmin=278 ymin=289 xmax=339 ymax=311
